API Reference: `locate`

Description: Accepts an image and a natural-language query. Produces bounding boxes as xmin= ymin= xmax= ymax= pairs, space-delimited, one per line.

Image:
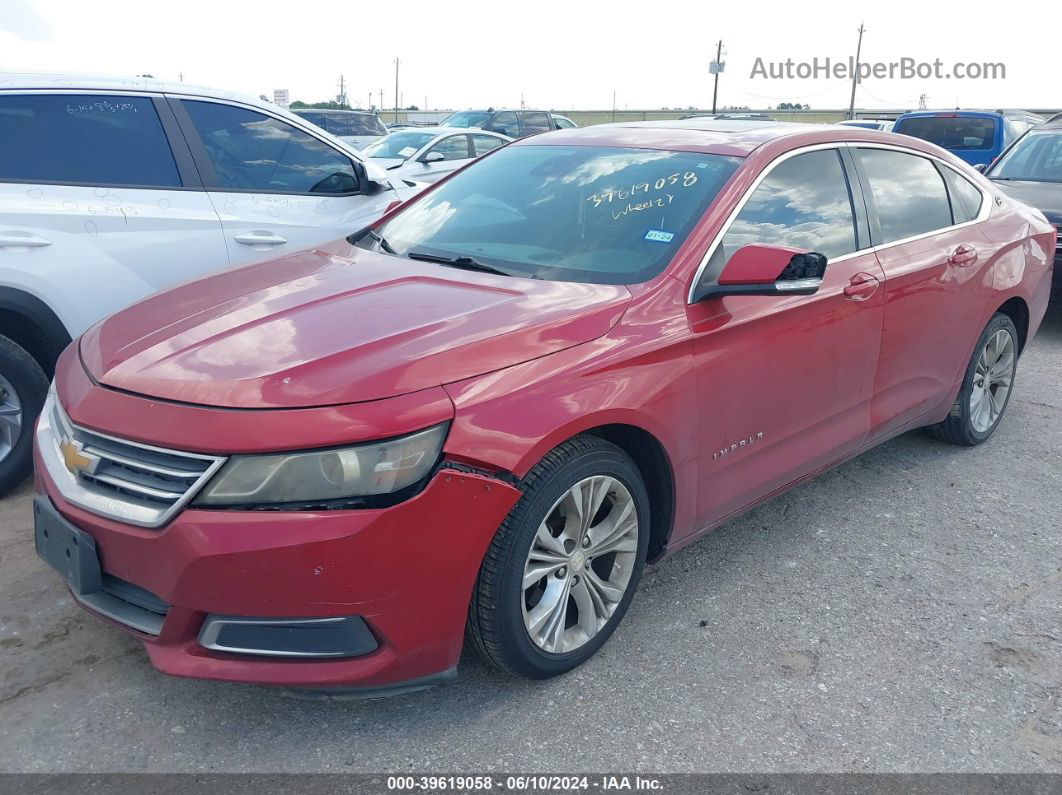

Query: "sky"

xmin=1 ymin=0 xmax=1058 ymax=112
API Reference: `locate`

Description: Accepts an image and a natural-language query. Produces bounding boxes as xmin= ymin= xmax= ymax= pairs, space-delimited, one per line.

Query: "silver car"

xmin=361 ymin=127 xmax=512 ymax=184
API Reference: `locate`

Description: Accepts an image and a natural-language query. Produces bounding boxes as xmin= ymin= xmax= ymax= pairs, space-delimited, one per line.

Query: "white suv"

xmin=0 ymin=73 xmax=422 ymax=495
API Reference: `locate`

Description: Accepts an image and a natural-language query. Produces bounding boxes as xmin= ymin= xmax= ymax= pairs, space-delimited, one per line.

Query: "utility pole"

xmin=378 ymin=89 xmax=384 ymax=111
xmin=178 ymin=72 xmax=184 ymax=83
xmin=711 ymin=40 xmax=723 ymax=114
xmin=368 ymin=91 xmax=372 ymax=110
xmin=611 ymin=91 xmax=616 ymax=123
xmin=918 ymin=93 xmax=928 ymax=109
xmin=394 ymin=58 xmax=400 ymax=123
xmin=847 ymin=23 xmax=865 ymax=120
xmin=337 ymin=75 xmax=347 ymax=107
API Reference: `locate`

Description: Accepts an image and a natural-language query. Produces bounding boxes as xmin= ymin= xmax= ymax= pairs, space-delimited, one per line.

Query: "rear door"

xmin=685 ymin=146 xmax=885 ymax=531
xmin=0 ymin=91 xmax=229 ymax=336
xmin=172 ymin=98 xmax=399 ymax=267
xmin=851 ymin=146 xmax=993 ymax=439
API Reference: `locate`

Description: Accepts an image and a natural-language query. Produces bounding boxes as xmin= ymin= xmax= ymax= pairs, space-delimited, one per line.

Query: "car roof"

xmin=385 ymin=126 xmax=509 ymax=137
xmin=0 ymin=71 xmax=270 ymax=106
xmin=896 ymin=109 xmax=1043 ymax=120
xmin=292 ymin=108 xmax=377 ymax=117
xmin=510 ymin=119 xmax=955 ymax=159
xmin=513 ymin=119 xmax=822 ymax=156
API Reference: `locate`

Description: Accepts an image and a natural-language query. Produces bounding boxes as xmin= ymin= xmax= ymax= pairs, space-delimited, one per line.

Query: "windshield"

xmin=363 ymin=131 xmax=437 ymax=159
xmin=370 ymin=145 xmax=741 ymax=284
xmin=988 ymin=129 xmax=1062 ymax=182
xmin=443 ymin=111 xmax=492 ymax=128
xmin=895 ymin=116 xmax=997 ymax=150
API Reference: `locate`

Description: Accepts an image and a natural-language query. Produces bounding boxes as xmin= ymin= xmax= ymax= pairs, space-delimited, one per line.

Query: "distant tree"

xmin=137 ymin=74 xmax=155 ymax=78
xmin=289 ymin=100 xmax=353 ymax=110
xmin=405 ymin=105 xmax=419 ymax=111
xmin=776 ymin=102 xmax=811 ymax=110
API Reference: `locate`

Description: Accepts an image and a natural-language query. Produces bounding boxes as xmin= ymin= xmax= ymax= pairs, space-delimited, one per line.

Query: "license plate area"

xmin=34 ymin=497 xmax=103 ymax=596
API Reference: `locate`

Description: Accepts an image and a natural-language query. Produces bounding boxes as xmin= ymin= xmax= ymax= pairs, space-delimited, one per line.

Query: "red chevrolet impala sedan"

xmin=33 ymin=120 xmax=1055 ymax=694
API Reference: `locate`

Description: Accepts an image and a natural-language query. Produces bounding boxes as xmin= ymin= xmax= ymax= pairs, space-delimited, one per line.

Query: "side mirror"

xmin=351 ymin=160 xmax=388 ymax=194
xmin=692 ymin=243 xmax=827 ymax=303
xmin=421 ymin=151 xmax=445 ymax=164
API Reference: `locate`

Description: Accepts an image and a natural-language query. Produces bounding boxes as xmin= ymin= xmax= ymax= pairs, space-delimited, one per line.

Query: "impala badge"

xmin=713 ymin=432 xmax=764 ymax=461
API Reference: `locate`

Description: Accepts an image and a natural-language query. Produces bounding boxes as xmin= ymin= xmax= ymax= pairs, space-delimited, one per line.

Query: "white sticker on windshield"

xmin=399 ymin=146 xmax=417 ymax=157
xmin=645 ymin=229 xmax=676 ymax=243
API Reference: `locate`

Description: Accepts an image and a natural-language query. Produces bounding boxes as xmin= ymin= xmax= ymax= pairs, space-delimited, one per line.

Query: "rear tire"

xmin=0 ymin=335 xmax=49 ymax=495
xmin=467 ymin=435 xmax=650 ymax=679
xmin=926 ymin=313 xmax=1018 ymax=447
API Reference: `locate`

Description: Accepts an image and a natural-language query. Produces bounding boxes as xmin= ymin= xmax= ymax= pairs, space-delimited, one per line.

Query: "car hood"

xmin=991 ymin=179 xmax=1062 ymax=223
xmin=80 ymin=241 xmax=631 ymax=409
xmin=372 ymin=157 xmax=407 ymax=170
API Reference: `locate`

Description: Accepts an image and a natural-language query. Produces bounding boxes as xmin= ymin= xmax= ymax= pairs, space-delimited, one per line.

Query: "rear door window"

xmin=519 ymin=112 xmax=552 ymax=136
xmin=715 ymin=148 xmax=858 ymax=267
xmin=182 ymin=100 xmax=361 ymax=194
xmin=856 ymin=148 xmax=953 ymax=243
xmin=0 ymin=93 xmax=181 ymax=187
xmin=895 ymin=116 xmax=997 ymax=151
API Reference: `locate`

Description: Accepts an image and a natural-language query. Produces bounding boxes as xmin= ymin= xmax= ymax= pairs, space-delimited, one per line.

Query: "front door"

xmin=685 ymin=147 xmax=885 ymax=533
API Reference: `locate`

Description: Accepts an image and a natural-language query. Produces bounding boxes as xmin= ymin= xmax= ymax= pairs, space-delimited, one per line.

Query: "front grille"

xmin=37 ymin=391 xmax=225 ymax=528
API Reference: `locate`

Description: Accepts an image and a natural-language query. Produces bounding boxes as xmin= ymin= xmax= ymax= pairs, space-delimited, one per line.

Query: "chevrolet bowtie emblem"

xmin=60 ymin=438 xmax=97 ymax=475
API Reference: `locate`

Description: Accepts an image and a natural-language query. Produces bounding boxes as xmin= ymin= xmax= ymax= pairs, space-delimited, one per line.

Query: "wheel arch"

xmin=994 ymin=295 xmax=1030 ymax=354
xmin=0 ymin=287 xmax=72 ymax=377
xmin=580 ymin=423 xmax=676 ymax=563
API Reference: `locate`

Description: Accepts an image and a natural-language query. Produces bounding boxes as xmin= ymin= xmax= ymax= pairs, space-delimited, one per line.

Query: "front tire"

xmin=926 ymin=313 xmax=1018 ymax=446
xmin=0 ymin=335 xmax=49 ymax=495
xmin=467 ymin=436 xmax=650 ymax=679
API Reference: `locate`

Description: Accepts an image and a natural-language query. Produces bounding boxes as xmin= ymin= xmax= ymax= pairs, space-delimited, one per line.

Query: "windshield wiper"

xmin=347 ymin=225 xmax=396 ymax=254
xmin=406 ymin=250 xmax=513 ymax=277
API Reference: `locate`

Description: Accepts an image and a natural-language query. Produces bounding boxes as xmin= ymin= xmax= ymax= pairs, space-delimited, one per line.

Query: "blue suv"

xmin=893 ymin=110 xmax=1043 ymax=167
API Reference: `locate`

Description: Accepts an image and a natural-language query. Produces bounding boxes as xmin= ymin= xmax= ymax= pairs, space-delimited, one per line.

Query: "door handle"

xmin=0 ymin=232 xmax=52 ymax=248
xmin=947 ymin=244 xmax=978 ymax=267
xmin=233 ymin=231 xmax=287 ymax=246
xmin=843 ymin=272 xmax=880 ymax=301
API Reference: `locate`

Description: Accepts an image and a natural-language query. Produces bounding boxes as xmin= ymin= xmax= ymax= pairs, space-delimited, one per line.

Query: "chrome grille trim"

xmin=35 ymin=388 xmax=226 ymax=528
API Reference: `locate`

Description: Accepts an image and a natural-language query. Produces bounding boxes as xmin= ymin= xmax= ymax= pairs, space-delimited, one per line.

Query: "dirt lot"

xmin=1 ymin=300 xmax=1060 ymax=773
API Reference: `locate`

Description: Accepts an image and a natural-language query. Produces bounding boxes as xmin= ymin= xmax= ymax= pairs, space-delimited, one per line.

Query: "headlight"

xmin=195 ymin=423 xmax=448 ymax=507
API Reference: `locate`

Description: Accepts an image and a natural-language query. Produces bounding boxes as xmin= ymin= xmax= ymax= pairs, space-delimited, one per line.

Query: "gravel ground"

xmin=0 ymin=299 xmax=1060 ymax=774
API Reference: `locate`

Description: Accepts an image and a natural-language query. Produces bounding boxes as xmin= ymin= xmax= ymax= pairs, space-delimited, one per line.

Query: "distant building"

xmin=273 ymin=89 xmax=289 ymax=109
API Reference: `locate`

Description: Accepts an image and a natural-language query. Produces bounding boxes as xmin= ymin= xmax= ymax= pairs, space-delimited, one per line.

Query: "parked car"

xmin=33 ymin=120 xmax=1053 ymax=694
xmin=362 ymin=127 xmax=512 ymax=184
xmin=0 ymin=73 xmax=422 ymax=496
xmin=290 ymin=109 xmax=388 ymax=149
xmin=440 ymin=108 xmax=560 ymax=138
xmin=552 ymin=114 xmax=579 ymax=129
xmin=837 ymin=119 xmax=894 ymax=132
xmin=679 ymin=112 xmax=774 ymax=121
xmin=892 ymin=110 xmax=1044 ymax=167
xmin=983 ymin=115 xmax=1062 ymax=287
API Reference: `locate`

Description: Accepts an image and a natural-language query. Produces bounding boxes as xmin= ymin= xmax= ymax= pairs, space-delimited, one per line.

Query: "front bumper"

xmin=33 ymin=441 xmax=521 ymax=690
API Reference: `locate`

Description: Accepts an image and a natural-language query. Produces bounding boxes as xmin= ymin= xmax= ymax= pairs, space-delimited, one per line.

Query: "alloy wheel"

xmin=0 ymin=375 xmax=22 ymax=463
xmin=521 ymin=475 xmax=639 ymax=654
xmin=970 ymin=328 xmax=1015 ymax=434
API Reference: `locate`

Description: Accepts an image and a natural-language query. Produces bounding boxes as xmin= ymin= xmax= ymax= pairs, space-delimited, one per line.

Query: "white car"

xmin=0 ymin=72 xmax=423 ymax=495
xmin=836 ymin=119 xmax=895 ymax=132
xmin=361 ymin=127 xmax=512 ymax=183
